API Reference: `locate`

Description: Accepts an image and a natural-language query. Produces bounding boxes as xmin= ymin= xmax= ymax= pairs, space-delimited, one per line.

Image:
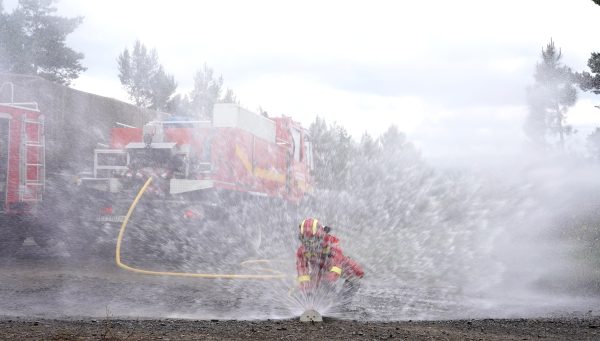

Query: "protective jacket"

xmin=296 ymin=235 xmax=364 ymax=288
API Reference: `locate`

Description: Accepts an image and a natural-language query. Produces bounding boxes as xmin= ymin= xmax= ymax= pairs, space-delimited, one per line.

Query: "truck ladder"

xmin=19 ymin=114 xmax=45 ymax=202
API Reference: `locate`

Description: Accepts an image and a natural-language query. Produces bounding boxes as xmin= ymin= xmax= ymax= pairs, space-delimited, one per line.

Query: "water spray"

xmin=114 ymin=176 xmax=285 ymax=279
xmin=114 ymin=176 xmax=326 ymax=322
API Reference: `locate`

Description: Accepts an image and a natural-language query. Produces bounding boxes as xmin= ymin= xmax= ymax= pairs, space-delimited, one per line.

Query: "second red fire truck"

xmin=68 ymin=103 xmax=315 ymax=263
xmin=80 ymin=103 xmax=314 ymax=222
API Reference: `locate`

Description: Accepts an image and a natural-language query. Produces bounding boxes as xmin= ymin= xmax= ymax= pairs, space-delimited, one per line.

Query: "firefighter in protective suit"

xmin=296 ymin=218 xmax=364 ymax=302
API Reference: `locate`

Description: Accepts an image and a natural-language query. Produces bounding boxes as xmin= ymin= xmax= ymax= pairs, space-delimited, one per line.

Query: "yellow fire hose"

xmin=115 ymin=177 xmax=286 ymax=279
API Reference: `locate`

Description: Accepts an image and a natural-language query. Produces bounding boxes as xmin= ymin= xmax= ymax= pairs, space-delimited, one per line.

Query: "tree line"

xmin=3 ymin=0 xmax=600 ymax=163
xmin=525 ymin=1 xmax=600 ymax=157
xmin=308 ymin=117 xmax=423 ymax=190
xmin=0 ymin=0 xmax=237 ymax=120
xmin=116 ymin=40 xmax=237 ymax=119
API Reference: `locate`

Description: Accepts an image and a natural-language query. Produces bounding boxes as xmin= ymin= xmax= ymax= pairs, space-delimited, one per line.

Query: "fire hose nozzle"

xmin=300 ymin=309 xmax=322 ymax=322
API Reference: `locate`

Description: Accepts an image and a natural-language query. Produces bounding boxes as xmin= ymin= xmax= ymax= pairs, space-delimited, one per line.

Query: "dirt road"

xmin=2 ymin=315 xmax=600 ymax=340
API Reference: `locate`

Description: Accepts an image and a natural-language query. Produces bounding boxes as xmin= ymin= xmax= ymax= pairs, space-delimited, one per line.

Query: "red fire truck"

xmin=0 ymin=99 xmax=45 ymax=256
xmin=81 ymin=103 xmax=314 ymax=219
xmin=70 ymin=103 xmax=314 ymax=262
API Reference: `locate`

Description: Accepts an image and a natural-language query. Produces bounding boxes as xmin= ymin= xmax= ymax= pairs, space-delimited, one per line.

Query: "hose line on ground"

xmin=115 ymin=176 xmax=286 ymax=279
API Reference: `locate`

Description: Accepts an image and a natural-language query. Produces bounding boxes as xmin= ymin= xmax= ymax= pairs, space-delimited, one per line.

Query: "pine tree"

xmin=577 ymin=53 xmax=600 ymax=95
xmin=574 ymin=1 xmax=600 ymax=94
xmin=0 ymin=0 xmax=86 ymax=85
xmin=308 ymin=117 xmax=355 ymax=190
xmin=308 ymin=116 xmax=335 ymax=188
xmin=587 ymin=128 xmax=600 ymax=160
xmin=525 ymin=39 xmax=577 ymax=149
xmin=117 ymin=41 xmax=176 ymax=110
xmin=220 ymin=88 xmax=238 ymax=104
xmin=189 ymin=64 xmax=223 ymax=119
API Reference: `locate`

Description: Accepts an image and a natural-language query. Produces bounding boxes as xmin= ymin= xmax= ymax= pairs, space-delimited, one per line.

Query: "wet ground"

xmin=2 ymin=244 xmax=600 ymax=340
xmin=2 ymin=243 xmax=468 ymax=321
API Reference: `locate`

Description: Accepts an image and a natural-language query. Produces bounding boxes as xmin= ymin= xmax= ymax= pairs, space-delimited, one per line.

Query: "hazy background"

xmin=6 ymin=0 xmax=600 ymax=165
xmin=1 ymin=0 xmax=600 ymax=321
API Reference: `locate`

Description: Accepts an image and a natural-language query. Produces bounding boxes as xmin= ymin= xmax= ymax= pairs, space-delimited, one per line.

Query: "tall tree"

xmin=380 ymin=125 xmax=407 ymax=153
xmin=0 ymin=0 xmax=86 ymax=85
xmin=166 ymin=93 xmax=192 ymax=117
xmin=525 ymin=39 xmax=577 ymax=149
xmin=349 ymin=132 xmax=381 ymax=189
xmin=189 ymin=63 xmax=223 ymax=119
xmin=117 ymin=41 xmax=176 ymax=111
xmin=308 ymin=117 xmax=355 ymax=190
xmin=309 ymin=116 xmax=336 ymax=189
xmin=579 ymin=0 xmax=600 ymax=94
xmin=576 ymin=52 xmax=600 ymax=95
xmin=578 ymin=0 xmax=600 ymax=160
xmin=220 ymin=88 xmax=238 ymax=104
xmin=357 ymin=132 xmax=380 ymax=160
xmin=151 ymin=65 xmax=177 ymax=111
xmin=587 ymin=127 xmax=600 ymax=160
xmin=329 ymin=124 xmax=354 ymax=190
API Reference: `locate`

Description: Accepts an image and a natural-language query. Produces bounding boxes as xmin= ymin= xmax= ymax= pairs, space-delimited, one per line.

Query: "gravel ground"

xmin=2 ymin=316 xmax=600 ymax=340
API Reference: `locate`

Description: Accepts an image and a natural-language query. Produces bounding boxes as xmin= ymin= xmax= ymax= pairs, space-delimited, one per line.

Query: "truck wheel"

xmin=32 ymin=230 xmax=68 ymax=256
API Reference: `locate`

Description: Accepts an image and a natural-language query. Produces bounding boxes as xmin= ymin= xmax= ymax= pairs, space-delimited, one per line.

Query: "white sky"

xmin=7 ymin=0 xmax=600 ymax=165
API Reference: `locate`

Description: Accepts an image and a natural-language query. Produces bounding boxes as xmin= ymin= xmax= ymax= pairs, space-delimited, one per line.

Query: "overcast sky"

xmin=8 ymin=0 xmax=600 ymax=165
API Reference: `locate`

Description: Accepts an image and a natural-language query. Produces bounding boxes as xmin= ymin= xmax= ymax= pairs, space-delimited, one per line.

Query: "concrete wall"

xmin=0 ymin=73 xmax=156 ymax=177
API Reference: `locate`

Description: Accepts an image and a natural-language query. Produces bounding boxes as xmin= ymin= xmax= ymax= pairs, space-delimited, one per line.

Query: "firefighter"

xmin=296 ymin=217 xmax=364 ymax=301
